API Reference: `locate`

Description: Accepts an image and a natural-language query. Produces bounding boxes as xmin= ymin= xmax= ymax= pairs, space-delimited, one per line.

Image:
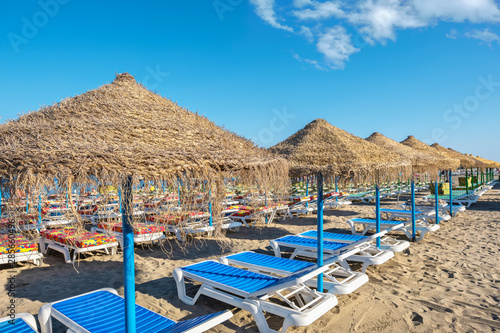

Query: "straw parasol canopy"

xmin=400 ymin=136 xmax=460 ymax=171
xmin=0 ymin=73 xmax=288 ymax=189
xmin=269 ymin=119 xmax=411 ymax=180
xmin=469 ymin=155 xmax=500 ymax=168
xmin=366 ymin=132 xmax=438 ymax=173
xmin=430 ymin=144 xmax=484 ymax=169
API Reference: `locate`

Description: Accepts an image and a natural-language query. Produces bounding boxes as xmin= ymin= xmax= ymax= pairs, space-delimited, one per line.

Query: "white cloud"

xmin=298 ymin=26 xmax=315 ymax=42
xmin=446 ymin=29 xmax=459 ymax=39
xmin=316 ymin=26 xmax=360 ymax=69
xmin=291 ymin=51 xmax=326 ymax=70
xmin=465 ymin=28 xmax=500 ymax=46
xmin=293 ymin=1 xmax=344 ymax=20
xmin=346 ymin=0 xmax=427 ymax=43
xmin=412 ymin=0 xmax=500 ymax=23
xmin=293 ymin=0 xmax=315 ymax=8
xmin=250 ymin=0 xmax=294 ymax=32
xmin=249 ymin=0 xmax=500 ymax=70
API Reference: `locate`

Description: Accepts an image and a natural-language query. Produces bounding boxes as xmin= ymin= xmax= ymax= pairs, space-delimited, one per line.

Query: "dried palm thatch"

xmin=469 ymin=155 xmax=500 ymax=168
xmin=0 ymin=73 xmax=290 ymax=250
xmin=0 ymin=73 xmax=288 ymax=190
xmin=431 ymin=145 xmax=484 ymax=169
xmin=269 ymin=119 xmax=411 ymax=181
xmin=400 ymin=136 xmax=460 ymax=171
xmin=366 ymin=132 xmax=438 ymax=174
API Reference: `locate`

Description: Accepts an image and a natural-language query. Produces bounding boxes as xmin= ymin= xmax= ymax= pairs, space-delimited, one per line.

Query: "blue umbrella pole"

xmin=316 ymin=172 xmax=324 ymax=292
xmin=121 ymin=176 xmax=136 ymax=333
xmin=375 ymin=185 xmax=381 ymax=249
xmin=435 ymin=177 xmax=439 ymax=225
xmin=449 ymin=170 xmax=453 ymax=216
xmin=411 ymin=179 xmax=416 ymax=241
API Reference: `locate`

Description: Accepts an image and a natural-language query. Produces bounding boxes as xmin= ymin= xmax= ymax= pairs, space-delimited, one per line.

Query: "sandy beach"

xmin=1 ymin=184 xmax=499 ymax=332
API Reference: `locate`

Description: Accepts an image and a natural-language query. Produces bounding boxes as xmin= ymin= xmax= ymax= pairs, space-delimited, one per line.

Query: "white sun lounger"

xmin=90 ymin=224 xmax=165 ymax=249
xmin=379 ymin=208 xmax=431 ymax=222
xmin=38 ymin=288 xmax=232 ymax=333
xmin=346 ymin=218 xmax=439 ymax=241
xmin=400 ymin=202 xmax=465 ymax=217
xmin=39 ymin=231 xmax=119 ymax=264
xmin=220 ymin=251 xmax=368 ymax=295
xmin=215 ymin=216 xmax=243 ymax=232
xmin=298 ymin=230 xmax=410 ymax=253
xmin=0 ymin=313 xmax=38 ymax=332
xmin=174 ymin=260 xmax=337 ymax=332
xmin=269 ymin=235 xmax=394 ymax=273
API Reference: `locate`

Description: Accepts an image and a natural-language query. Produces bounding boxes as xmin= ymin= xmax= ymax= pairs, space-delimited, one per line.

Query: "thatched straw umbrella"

xmin=470 ymin=155 xmax=500 ymax=183
xmin=430 ymin=144 xmax=482 ymax=169
xmin=0 ymin=73 xmax=289 ymax=330
xmin=366 ymin=132 xmax=441 ymax=227
xmin=431 ymin=144 xmax=484 ymax=193
xmin=270 ymin=119 xmax=411 ymax=180
xmin=401 ymin=136 xmax=461 ymax=216
xmin=400 ymin=136 xmax=460 ymax=171
xmin=270 ymin=119 xmax=411 ymax=281
xmin=366 ymin=132 xmax=438 ymax=173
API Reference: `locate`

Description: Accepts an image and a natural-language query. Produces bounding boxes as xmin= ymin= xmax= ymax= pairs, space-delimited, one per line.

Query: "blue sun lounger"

xmin=270 ymin=235 xmax=394 ymax=273
xmin=298 ymin=230 xmax=410 ymax=253
xmin=38 ymin=288 xmax=232 ymax=333
xmin=346 ymin=218 xmax=439 ymax=241
xmin=0 ymin=313 xmax=38 ymax=333
xmin=219 ymin=251 xmax=368 ymax=295
xmin=174 ymin=260 xmax=337 ymax=332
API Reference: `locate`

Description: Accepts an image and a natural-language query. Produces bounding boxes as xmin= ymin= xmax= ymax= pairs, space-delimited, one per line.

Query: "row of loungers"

xmin=174 ymin=228 xmax=411 ymax=332
xmin=173 ymin=183 xmax=500 ymax=330
xmin=0 ymin=289 xmax=233 ymax=333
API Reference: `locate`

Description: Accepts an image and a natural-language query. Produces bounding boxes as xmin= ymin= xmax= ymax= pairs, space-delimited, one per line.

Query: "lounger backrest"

xmin=300 ymin=230 xmax=366 ymax=242
xmin=51 ymin=290 xmax=176 ymax=332
xmin=275 ymin=235 xmax=349 ymax=252
xmin=181 ymin=260 xmax=329 ymax=298
xmin=349 ymin=218 xmax=402 ymax=225
xmin=225 ymin=251 xmax=314 ymax=273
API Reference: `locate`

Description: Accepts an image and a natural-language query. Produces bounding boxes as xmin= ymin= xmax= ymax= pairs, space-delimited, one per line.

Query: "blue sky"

xmin=0 ymin=0 xmax=499 ymax=162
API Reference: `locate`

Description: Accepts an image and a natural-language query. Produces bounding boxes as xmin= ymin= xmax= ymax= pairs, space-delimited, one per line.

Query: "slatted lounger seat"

xmin=92 ymin=221 xmax=166 ymax=249
xmin=148 ymin=212 xmax=215 ymax=242
xmin=0 ymin=313 xmax=38 ymax=333
xmin=174 ymin=260 xmax=336 ymax=333
xmin=270 ymin=235 xmax=394 ymax=273
xmin=345 ymin=192 xmax=374 ymax=203
xmin=346 ymin=218 xmax=439 ymax=241
xmin=400 ymin=202 xmax=465 ymax=217
xmin=40 ymin=227 xmax=118 ymax=263
xmin=220 ymin=251 xmax=368 ymax=295
xmin=425 ymin=192 xmax=478 ymax=208
xmin=228 ymin=205 xmax=279 ymax=226
xmin=379 ymin=208 xmax=443 ymax=222
xmin=0 ymin=234 xmax=43 ymax=266
xmin=298 ymin=230 xmax=410 ymax=253
xmin=38 ymin=288 xmax=232 ymax=333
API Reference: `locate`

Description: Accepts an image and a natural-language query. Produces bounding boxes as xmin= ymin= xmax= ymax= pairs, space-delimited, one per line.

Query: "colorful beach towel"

xmin=41 ymin=227 xmax=116 ymax=248
xmin=0 ymin=234 xmax=38 ymax=254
